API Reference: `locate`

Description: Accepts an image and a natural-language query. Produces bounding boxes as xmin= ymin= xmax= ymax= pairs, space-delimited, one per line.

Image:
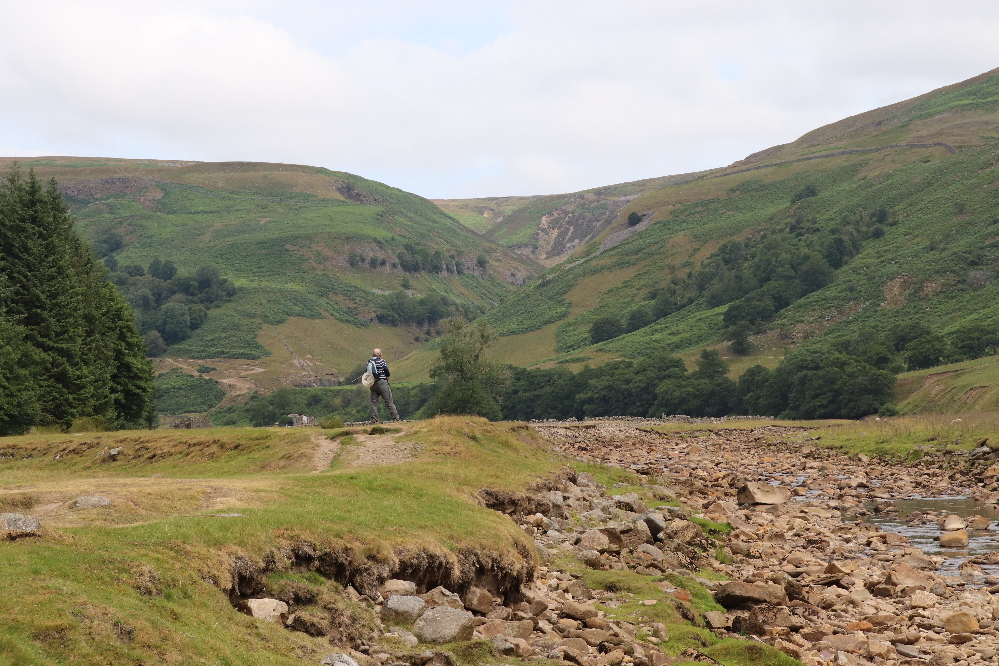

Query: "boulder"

xmin=388 ymin=627 xmax=419 ymax=647
xmin=943 ymin=611 xmax=979 ymax=634
xmin=477 ymin=619 xmax=533 ymax=639
xmin=621 ymin=520 xmax=653 ymax=548
xmin=577 ymin=529 xmax=610 ymax=552
xmin=491 ymin=635 xmax=516 ymax=656
xmin=382 ymin=579 xmax=418 ymax=596
xmin=907 ymin=590 xmax=939 ymax=609
xmin=888 ymin=563 xmax=933 ymax=589
xmin=462 ymin=586 xmax=493 ymax=613
xmin=642 ymin=512 xmax=668 ymax=538
xmin=736 ymin=483 xmax=791 ymax=505
xmin=703 ymin=611 xmax=731 ymax=629
xmin=383 ymin=595 xmax=427 ymax=623
xmin=246 ymin=598 xmax=288 ymax=623
xmin=561 ymin=600 xmax=598 ymax=621
xmin=968 ymin=515 xmax=991 ymax=530
xmin=637 ymin=543 xmax=665 ymax=561
xmin=421 ymin=586 xmax=464 ymax=608
xmin=413 ymin=607 xmax=475 ymax=643
xmin=714 ymin=581 xmax=788 ymax=609
xmin=576 ymin=549 xmax=602 ymax=568
xmin=576 ymin=473 xmax=598 ymax=488
xmin=613 ymin=493 xmax=647 ymax=514
xmin=0 ymin=513 xmax=40 ymax=536
xmin=74 ymin=496 xmax=111 ymax=509
xmin=664 ymin=519 xmax=702 ymax=544
xmin=942 ymin=515 xmax=967 ymax=531
xmin=939 ymin=530 xmax=969 ymax=547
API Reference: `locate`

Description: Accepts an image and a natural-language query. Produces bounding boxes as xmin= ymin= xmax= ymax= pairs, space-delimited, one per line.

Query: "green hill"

xmin=0 ymin=158 xmax=541 ymax=393
xmin=423 ymin=68 xmax=999 ymax=382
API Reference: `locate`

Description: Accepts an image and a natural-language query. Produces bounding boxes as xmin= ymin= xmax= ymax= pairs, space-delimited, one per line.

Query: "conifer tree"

xmin=0 ymin=164 xmax=154 ymax=433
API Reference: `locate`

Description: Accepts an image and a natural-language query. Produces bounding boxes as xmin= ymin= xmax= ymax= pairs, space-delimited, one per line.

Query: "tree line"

xmin=0 ymin=166 xmax=154 ymax=434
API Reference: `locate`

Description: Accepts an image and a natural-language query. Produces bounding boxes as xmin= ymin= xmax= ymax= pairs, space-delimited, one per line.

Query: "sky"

xmin=1 ymin=1 xmax=998 ymax=199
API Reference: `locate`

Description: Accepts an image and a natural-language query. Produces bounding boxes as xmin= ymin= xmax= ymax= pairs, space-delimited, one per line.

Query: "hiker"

xmin=366 ymin=348 xmax=400 ymax=422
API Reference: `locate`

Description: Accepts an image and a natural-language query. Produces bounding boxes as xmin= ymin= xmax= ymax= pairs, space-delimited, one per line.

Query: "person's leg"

xmin=369 ymin=387 xmax=380 ymax=422
xmin=382 ymin=383 xmax=400 ymax=420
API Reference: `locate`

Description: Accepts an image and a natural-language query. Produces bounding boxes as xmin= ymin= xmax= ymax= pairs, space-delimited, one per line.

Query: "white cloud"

xmin=1 ymin=0 xmax=998 ymax=197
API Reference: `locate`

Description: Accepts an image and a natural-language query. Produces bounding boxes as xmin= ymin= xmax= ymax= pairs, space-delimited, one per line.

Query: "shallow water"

xmin=862 ymin=497 xmax=999 ymax=579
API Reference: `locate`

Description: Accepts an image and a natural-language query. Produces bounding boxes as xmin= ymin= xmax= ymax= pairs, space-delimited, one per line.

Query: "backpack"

xmin=361 ymin=360 xmax=376 ymax=387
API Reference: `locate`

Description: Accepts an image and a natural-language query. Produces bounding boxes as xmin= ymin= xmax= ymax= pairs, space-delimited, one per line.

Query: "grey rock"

xmin=577 ymin=549 xmax=602 ymax=568
xmin=413 ymin=606 xmax=475 ymax=643
xmin=383 ymin=594 xmax=426 ymax=623
xmin=576 ymin=472 xmax=598 ymax=488
xmin=0 ymin=513 xmax=40 ymax=534
xmin=642 ymin=512 xmax=668 ymax=537
xmin=491 ymin=634 xmax=517 ymax=655
xmin=74 ymin=496 xmax=111 ymax=509
xmin=637 ymin=543 xmax=665 ymax=561
xmin=321 ymin=653 xmax=361 ymax=666
xmin=895 ymin=644 xmax=921 ymax=659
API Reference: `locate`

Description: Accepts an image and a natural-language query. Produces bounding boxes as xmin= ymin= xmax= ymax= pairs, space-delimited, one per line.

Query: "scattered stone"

xmin=412 ymin=607 xmax=475 ymax=644
xmin=321 ymin=653 xmax=361 ymax=666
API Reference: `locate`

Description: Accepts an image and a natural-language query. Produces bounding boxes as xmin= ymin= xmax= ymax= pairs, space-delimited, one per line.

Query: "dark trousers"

xmin=369 ymin=379 xmax=399 ymax=421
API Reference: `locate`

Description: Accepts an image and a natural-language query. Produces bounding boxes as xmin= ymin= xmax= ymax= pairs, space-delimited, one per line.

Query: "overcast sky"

xmin=1 ymin=1 xmax=998 ymax=199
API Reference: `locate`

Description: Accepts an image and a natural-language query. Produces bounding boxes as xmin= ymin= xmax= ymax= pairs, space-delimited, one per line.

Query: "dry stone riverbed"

xmin=531 ymin=421 xmax=999 ymax=666
xmin=137 ymin=420 xmax=999 ymax=666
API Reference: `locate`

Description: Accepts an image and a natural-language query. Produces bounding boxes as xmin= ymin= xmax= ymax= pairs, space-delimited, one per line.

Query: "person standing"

xmin=367 ymin=348 xmax=400 ymax=422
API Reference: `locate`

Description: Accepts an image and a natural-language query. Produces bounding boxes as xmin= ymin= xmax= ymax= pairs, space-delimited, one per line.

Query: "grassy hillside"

xmin=473 ymin=68 xmax=999 ymax=376
xmin=0 ymin=159 xmax=541 ymax=391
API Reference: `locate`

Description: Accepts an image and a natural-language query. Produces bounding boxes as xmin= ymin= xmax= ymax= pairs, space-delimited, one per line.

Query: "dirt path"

xmin=311 ymin=427 xmax=418 ymax=471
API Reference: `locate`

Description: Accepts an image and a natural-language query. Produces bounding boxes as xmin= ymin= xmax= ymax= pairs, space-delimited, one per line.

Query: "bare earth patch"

xmin=341 ymin=430 xmax=418 ymax=468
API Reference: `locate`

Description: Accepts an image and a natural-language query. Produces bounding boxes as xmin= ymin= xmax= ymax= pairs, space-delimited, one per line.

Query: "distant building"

xmin=288 ymin=414 xmax=318 ymax=427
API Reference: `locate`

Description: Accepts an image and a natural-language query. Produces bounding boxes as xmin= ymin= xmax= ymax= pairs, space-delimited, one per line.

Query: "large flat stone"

xmin=0 ymin=513 xmax=40 ymax=535
xmin=714 ymin=581 xmax=788 ymax=609
xmin=736 ymin=483 xmax=791 ymax=505
xmin=943 ymin=611 xmax=979 ymax=633
xmin=940 ymin=530 xmax=969 ymax=547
